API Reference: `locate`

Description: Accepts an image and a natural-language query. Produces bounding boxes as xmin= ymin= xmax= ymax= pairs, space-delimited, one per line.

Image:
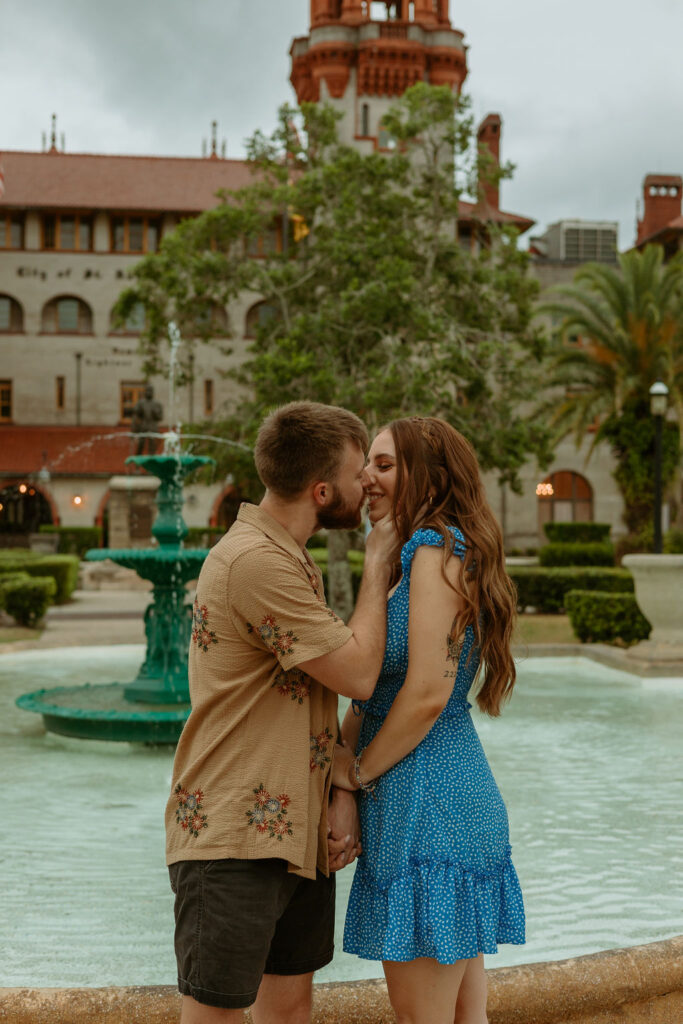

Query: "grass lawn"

xmin=514 ymin=614 xmax=576 ymax=646
xmin=0 ymin=625 xmax=43 ymax=644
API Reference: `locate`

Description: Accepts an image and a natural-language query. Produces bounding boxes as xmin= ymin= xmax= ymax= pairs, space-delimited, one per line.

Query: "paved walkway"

xmin=0 ymin=589 xmax=150 ymax=651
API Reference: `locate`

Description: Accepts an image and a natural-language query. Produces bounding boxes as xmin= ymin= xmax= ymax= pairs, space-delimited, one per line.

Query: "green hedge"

xmin=38 ymin=525 xmax=102 ymax=557
xmin=544 ymin=522 xmax=611 ymax=543
xmin=565 ymin=589 xmax=651 ymax=646
xmin=1 ymin=576 xmax=57 ymax=627
xmin=309 ymin=549 xmax=363 ymax=602
xmin=184 ymin=527 xmax=225 ymax=548
xmin=539 ymin=542 xmax=615 ymax=567
xmin=509 ymin=566 xmax=634 ymax=613
xmin=0 ymin=554 xmax=79 ymax=604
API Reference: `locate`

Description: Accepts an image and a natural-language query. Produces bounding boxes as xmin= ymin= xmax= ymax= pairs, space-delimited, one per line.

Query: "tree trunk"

xmin=326 ymin=530 xmax=354 ymax=621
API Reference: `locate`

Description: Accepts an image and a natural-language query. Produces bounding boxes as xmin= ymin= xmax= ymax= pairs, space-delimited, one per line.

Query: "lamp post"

xmin=649 ymin=380 xmax=669 ymax=554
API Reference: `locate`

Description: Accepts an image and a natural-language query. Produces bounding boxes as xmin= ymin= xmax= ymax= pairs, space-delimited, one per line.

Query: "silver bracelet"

xmin=351 ymin=751 xmax=377 ymax=798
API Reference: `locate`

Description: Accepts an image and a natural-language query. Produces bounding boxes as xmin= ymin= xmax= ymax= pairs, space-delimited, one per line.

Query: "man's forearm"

xmin=344 ymin=554 xmax=390 ymax=686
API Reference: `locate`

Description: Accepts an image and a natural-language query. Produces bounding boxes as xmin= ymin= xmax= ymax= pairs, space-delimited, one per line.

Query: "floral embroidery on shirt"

xmin=309 ymin=728 xmax=333 ymax=772
xmin=247 ymin=615 xmax=299 ymax=657
xmin=191 ymin=599 xmax=218 ymax=652
xmin=246 ymin=784 xmax=293 ymax=840
xmin=174 ymin=783 xmax=208 ymax=837
xmin=326 ymin=607 xmax=343 ymax=624
xmin=272 ymin=667 xmax=311 ymax=704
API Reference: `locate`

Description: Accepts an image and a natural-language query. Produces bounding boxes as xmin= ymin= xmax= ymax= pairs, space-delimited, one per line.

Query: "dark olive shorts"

xmin=169 ymin=858 xmax=335 ymax=1009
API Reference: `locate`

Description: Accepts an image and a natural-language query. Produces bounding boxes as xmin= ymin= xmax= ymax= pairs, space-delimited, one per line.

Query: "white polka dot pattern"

xmin=343 ymin=527 xmax=526 ymax=964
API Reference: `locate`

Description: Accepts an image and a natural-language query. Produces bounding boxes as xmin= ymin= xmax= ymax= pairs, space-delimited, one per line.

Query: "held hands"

xmin=327 ymin=786 xmax=361 ymax=872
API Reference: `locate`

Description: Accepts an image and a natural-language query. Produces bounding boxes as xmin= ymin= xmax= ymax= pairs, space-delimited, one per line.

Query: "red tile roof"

xmin=636 ymin=214 xmax=683 ymax=248
xmin=0 ymin=151 xmax=253 ymax=213
xmin=458 ymin=198 xmax=534 ymax=234
xmin=0 ymin=426 xmax=152 ymax=477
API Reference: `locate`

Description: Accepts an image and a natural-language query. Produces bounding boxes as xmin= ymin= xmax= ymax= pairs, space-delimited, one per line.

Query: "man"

xmin=165 ymin=401 xmax=395 ymax=1024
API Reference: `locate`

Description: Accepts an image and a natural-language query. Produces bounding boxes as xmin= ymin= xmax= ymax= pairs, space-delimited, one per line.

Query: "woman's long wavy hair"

xmin=387 ymin=416 xmax=517 ymax=716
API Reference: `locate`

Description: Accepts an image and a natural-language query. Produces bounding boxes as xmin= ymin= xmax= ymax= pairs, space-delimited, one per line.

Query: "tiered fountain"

xmin=16 ymin=324 xmax=216 ymax=743
xmin=16 ymin=438 xmax=214 ymax=742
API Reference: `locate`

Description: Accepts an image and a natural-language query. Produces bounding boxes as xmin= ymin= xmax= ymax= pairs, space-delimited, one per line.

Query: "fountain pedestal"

xmin=623 ymin=554 xmax=683 ymax=668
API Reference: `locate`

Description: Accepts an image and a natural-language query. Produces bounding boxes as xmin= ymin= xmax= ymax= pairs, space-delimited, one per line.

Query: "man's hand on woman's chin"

xmin=327 ymin=786 xmax=361 ymax=872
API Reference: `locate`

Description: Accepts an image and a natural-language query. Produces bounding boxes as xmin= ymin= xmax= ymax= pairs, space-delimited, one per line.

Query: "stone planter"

xmin=623 ymin=553 xmax=683 ymax=662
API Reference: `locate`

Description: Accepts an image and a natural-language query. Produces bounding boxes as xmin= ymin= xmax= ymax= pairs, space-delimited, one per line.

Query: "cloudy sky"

xmin=2 ymin=0 xmax=682 ymax=248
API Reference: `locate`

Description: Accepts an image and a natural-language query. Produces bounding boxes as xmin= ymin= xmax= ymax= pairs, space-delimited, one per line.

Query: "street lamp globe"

xmin=649 ymin=380 xmax=669 ymax=417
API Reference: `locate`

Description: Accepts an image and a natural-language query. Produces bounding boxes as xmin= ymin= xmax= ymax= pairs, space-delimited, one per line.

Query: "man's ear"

xmin=311 ymin=481 xmax=327 ymax=507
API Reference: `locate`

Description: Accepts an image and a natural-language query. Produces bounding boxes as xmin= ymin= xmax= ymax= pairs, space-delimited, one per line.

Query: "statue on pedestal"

xmin=131 ymin=385 xmax=163 ymax=455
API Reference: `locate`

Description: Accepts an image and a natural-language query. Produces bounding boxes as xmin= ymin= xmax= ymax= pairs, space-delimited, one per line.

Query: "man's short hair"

xmin=254 ymin=401 xmax=368 ymax=499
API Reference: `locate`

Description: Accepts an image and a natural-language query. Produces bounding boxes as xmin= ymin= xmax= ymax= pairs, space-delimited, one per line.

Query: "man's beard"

xmin=316 ymin=484 xmax=363 ymax=531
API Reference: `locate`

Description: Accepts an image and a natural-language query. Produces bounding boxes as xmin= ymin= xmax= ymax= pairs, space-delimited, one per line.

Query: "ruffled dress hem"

xmin=343 ymin=847 xmax=525 ymax=964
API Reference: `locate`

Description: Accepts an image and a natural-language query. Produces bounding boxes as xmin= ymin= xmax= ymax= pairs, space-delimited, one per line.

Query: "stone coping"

xmin=1 ymin=936 xmax=681 ymax=1024
xmin=512 ymin=642 xmax=683 ymax=678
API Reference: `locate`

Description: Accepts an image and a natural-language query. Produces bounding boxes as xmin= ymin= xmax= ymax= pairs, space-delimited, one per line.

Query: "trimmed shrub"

xmin=38 ymin=525 xmax=102 ymax=557
xmin=509 ymin=567 xmax=634 ymax=614
xmin=0 ymin=572 xmax=31 ymax=610
xmin=543 ymin=522 xmax=611 ymax=544
xmin=0 ymin=555 xmax=79 ymax=604
xmin=664 ymin=528 xmax=683 ymax=554
xmin=2 ymin=576 xmax=57 ymax=627
xmin=565 ymin=589 xmax=651 ymax=646
xmin=539 ymin=542 xmax=615 ymax=567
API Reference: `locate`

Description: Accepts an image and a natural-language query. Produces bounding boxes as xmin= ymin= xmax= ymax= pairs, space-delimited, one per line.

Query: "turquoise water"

xmin=2 ymin=647 xmax=682 ymax=987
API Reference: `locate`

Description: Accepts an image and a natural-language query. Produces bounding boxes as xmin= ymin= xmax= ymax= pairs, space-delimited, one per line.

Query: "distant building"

xmin=0 ymin=3 xmax=628 ymax=550
xmin=0 ymin=124 xmax=255 ymax=540
xmin=530 ymin=219 xmax=618 ymax=265
xmin=635 ymin=173 xmax=683 ymax=260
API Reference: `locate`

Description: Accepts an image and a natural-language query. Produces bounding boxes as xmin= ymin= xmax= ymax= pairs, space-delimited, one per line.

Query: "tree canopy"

xmin=115 ymin=84 xmax=551 ymax=494
xmin=539 ymin=245 xmax=683 ymax=535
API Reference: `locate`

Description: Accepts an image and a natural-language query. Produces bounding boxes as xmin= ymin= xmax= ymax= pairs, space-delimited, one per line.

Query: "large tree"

xmin=116 ymin=84 xmax=551 ymax=613
xmin=540 ymin=245 xmax=683 ymax=536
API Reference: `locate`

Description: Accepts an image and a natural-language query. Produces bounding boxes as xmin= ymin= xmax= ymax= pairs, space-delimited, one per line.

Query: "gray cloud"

xmin=2 ymin=0 xmax=682 ymax=248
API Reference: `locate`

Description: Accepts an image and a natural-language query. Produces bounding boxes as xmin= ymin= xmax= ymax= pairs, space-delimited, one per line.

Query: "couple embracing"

xmin=165 ymin=401 xmax=525 ymax=1024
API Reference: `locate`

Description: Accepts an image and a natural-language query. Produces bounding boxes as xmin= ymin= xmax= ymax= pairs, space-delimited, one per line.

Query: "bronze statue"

xmin=131 ymin=385 xmax=163 ymax=454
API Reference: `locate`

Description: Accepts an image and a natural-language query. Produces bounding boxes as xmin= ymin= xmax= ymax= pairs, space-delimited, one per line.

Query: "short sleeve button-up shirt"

xmin=165 ymin=503 xmax=352 ymax=879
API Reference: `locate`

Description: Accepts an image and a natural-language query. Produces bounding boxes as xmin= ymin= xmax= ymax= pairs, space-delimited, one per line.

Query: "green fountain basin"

xmin=15 ymin=683 xmax=189 ymax=743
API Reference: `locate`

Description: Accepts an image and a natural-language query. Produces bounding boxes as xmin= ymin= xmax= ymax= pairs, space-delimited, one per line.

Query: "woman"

xmin=333 ymin=417 xmax=525 ymax=1024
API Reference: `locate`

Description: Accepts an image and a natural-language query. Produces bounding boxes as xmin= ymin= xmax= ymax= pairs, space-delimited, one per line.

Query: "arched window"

xmin=42 ymin=296 xmax=93 ymax=334
xmin=245 ymin=301 xmax=279 ymax=338
xmin=110 ymin=301 xmax=146 ymax=334
xmin=0 ymin=294 xmax=24 ymax=333
xmin=361 ymin=103 xmax=370 ymax=137
xmin=536 ymin=470 xmax=594 ymax=528
xmin=195 ymin=301 xmax=230 ymax=337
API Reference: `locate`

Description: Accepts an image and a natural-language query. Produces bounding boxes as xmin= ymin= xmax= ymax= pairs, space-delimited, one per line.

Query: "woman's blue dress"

xmin=343 ymin=527 xmax=525 ymax=964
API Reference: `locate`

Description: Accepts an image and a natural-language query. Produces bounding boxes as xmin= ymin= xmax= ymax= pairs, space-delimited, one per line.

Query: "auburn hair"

xmin=254 ymin=401 xmax=368 ymax=499
xmin=387 ymin=416 xmax=517 ymax=716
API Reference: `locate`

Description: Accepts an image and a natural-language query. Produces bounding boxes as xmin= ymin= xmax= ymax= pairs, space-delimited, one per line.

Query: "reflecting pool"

xmin=3 ymin=648 xmax=681 ymax=987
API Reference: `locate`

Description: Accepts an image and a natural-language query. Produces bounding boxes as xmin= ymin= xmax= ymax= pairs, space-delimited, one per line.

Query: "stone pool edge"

xmin=1 ymin=935 xmax=680 ymax=1024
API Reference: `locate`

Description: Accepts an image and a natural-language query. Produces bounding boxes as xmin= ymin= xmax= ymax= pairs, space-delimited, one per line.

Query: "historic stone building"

xmin=2 ymin=0 xmax=661 ymax=550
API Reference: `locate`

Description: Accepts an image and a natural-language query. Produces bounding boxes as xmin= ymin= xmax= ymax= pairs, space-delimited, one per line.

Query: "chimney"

xmin=477 ymin=113 xmax=502 ymax=211
xmin=637 ymin=174 xmax=682 ymax=244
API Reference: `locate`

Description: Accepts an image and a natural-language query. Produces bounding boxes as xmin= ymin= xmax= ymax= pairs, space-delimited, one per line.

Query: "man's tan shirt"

xmin=165 ymin=503 xmax=352 ymax=879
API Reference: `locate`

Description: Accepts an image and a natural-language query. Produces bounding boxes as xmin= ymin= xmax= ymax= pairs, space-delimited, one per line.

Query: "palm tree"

xmin=539 ymin=244 xmax=683 ymax=533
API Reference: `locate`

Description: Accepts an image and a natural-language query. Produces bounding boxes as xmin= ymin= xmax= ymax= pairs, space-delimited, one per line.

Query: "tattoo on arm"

xmin=445 ymin=615 xmax=463 ymax=667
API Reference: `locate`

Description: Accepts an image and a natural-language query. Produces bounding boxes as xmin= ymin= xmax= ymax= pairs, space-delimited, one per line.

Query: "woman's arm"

xmin=330 ymin=701 xmax=365 ymax=788
xmin=334 ymin=545 xmax=465 ymax=790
